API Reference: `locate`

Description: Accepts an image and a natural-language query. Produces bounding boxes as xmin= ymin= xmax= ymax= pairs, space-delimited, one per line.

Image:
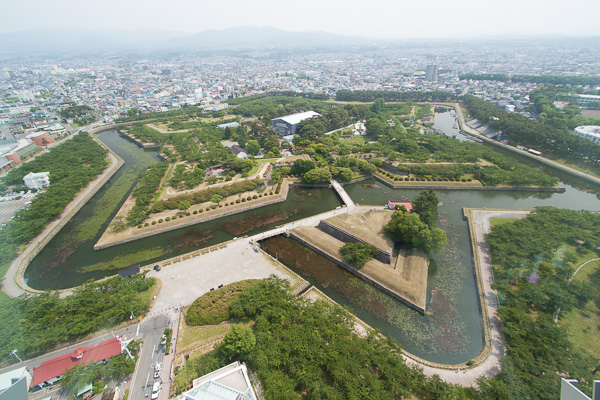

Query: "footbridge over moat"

xmin=331 ymin=179 xmax=355 ymax=209
xmin=248 ymin=205 xmax=377 ymax=243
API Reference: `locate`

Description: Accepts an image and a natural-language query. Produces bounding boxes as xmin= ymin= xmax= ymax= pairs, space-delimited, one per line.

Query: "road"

xmin=453 ymin=102 xmax=600 ymax=186
xmin=130 ymin=314 xmax=173 ymax=400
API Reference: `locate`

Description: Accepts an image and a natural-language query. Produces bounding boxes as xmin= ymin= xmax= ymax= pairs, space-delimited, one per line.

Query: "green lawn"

xmin=340 ymin=136 xmax=366 ymax=145
xmin=181 ymin=324 xmax=231 ymax=348
xmin=490 ymin=217 xmax=519 ymax=227
xmin=247 ymin=158 xmax=278 ymax=176
xmin=560 ymin=260 xmax=600 ymax=360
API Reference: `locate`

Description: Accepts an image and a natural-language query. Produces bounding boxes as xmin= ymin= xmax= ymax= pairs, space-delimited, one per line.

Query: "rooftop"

xmin=272 ymin=111 xmax=321 ymax=125
xmin=30 ymin=338 xmax=121 ymax=387
xmin=183 ymin=362 xmax=256 ymax=400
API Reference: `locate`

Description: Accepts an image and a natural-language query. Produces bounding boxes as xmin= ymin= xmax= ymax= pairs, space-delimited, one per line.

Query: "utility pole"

xmin=10 ymin=349 xmax=25 ymax=367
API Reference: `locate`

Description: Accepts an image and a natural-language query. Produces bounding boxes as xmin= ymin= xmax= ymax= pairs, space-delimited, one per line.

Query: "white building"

xmin=181 ymin=362 xmax=257 ymax=400
xmin=0 ymin=367 xmax=31 ymax=400
xmin=23 ymin=171 xmax=50 ymax=189
xmin=573 ymin=126 xmax=600 ymax=144
xmin=576 ymin=94 xmax=600 ymax=109
xmin=271 ymin=111 xmax=321 ymax=136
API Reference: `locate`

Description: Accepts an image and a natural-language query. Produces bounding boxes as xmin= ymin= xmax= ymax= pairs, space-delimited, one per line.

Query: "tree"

xmin=412 ymin=190 xmax=439 ymax=228
xmin=384 ymin=211 xmax=446 ymax=253
xmin=178 ymin=201 xmax=191 ymax=211
xmin=365 ymin=118 xmax=385 ymax=136
xmin=247 ymin=140 xmax=261 ymax=156
xmin=290 ymin=159 xmax=316 ymax=175
xmin=371 ymin=98 xmax=385 ymax=113
xmin=302 ymin=168 xmax=332 ymax=184
xmin=210 ymin=195 xmax=223 ymax=204
xmin=340 ymin=242 xmax=378 ymax=268
xmin=220 ymin=324 xmax=256 ymax=360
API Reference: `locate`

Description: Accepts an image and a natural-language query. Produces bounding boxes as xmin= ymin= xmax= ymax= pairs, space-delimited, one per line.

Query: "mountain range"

xmin=0 ymin=26 xmax=598 ymax=56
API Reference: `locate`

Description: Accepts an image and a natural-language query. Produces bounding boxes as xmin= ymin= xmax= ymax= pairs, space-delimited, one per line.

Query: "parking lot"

xmin=0 ymin=194 xmax=34 ymax=225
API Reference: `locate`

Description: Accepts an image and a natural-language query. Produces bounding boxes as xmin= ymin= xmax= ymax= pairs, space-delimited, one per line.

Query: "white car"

xmin=151 ymin=382 xmax=161 ymax=399
xmin=153 ymin=362 xmax=161 ymax=378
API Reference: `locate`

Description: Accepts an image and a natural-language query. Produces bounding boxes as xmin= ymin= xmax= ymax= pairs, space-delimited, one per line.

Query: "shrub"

xmin=468 ymin=178 xmax=473 ymax=182
xmin=179 ymin=215 xmax=184 ymax=218
xmin=236 ymin=199 xmax=240 ymax=203
xmin=137 ymin=224 xmax=142 ymax=229
xmin=186 ymin=280 xmax=259 ymax=326
xmin=230 ymin=202 xmax=234 ymax=205
xmin=270 ymin=192 xmax=274 ymax=195
xmin=211 ymin=205 xmax=217 ymax=209
xmin=206 ymin=207 xmax=210 ymax=211
xmin=259 ymin=194 xmax=263 ymax=198
xmin=151 ymin=221 xmax=156 ymax=225
xmin=225 ymin=203 xmax=229 ymax=206
xmin=253 ymin=195 xmax=258 ymax=199
xmin=193 ymin=210 xmax=197 ymax=215
xmin=247 ymin=196 xmax=252 ymax=201
xmin=199 ymin=209 xmax=203 ymax=213
xmin=404 ymin=177 xmax=410 ymax=181
xmin=241 ymin=198 xmax=246 ymax=202
xmin=166 ymin=217 xmax=171 ymax=221
xmin=158 ymin=219 xmax=163 ymax=223
xmin=144 ymin=222 xmax=149 ymax=227
xmin=219 ymin=204 xmax=222 ymax=208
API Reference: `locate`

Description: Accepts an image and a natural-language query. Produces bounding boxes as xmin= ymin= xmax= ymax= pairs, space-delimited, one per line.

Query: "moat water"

xmin=24 ymin=128 xmax=600 ymax=364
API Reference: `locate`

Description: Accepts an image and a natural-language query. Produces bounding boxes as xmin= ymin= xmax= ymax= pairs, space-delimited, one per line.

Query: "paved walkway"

xmin=2 ymin=148 xmax=122 ymax=298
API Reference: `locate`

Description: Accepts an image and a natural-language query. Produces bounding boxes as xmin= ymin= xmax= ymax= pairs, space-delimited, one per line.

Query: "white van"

xmin=151 ymin=382 xmax=161 ymax=399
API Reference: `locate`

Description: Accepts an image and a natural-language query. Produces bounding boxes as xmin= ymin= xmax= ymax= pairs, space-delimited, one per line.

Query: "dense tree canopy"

xmin=481 ymin=207 xmax=600 ymax=399
xmin=339 ymin=242 xmax=378 ymax=268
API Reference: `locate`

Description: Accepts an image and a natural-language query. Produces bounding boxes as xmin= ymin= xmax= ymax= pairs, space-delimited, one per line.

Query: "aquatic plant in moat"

xmin=262 ymin=210 xmax=476 ymax=359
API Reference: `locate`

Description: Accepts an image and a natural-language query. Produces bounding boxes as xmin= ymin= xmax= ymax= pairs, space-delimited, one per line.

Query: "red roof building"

xmin=30 ymin=338 xmax=122 ymax=387
xmin=387 ymin=201 xmax=413 ymax=212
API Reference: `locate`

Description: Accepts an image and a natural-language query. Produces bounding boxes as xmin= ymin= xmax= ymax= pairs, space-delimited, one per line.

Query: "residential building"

xmin=180 ymin=361 xmax=257 ymax=400
xmin=271 ymin=111 xmax=321 ymax=136
xmin=23 ymin=171 xmax=50 ymax=189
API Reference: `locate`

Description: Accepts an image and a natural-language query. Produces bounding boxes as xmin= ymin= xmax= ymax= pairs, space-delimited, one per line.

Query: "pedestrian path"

xmin=331 ymin=179 xmax=355 ymax=209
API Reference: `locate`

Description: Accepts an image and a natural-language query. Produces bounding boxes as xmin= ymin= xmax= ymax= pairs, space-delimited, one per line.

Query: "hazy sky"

xmin=3 ymin=0 xmax=600 ymax=38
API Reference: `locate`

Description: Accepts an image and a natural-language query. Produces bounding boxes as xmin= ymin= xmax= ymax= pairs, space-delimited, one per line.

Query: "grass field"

xmin=180 ymin=324 xmax=231 ymax=348
xmin=247 ymin=158 xmax=278 ymax=177
xmin=340 ymin=136 xmax=366 ymax=145
xmin=560 ymin=259 xmax=600 ymax=360
xmin=489 ymin=217 xmax=519 ymax=227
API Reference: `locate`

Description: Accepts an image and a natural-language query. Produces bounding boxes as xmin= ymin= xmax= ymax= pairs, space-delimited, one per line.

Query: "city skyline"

xmin=3 ymin=0 xmax=600 ymax=39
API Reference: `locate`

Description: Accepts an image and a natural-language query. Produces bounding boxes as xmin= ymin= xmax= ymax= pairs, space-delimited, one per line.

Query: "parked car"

xmin=151 ymin=382 xmax=161 ymax=399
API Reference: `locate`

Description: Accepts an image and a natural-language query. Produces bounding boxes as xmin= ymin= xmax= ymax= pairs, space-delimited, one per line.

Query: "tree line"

xmin=462 ymin=95 xmax=600 ymax=172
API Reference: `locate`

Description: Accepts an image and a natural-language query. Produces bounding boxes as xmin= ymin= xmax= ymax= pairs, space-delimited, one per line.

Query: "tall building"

xmin=425 ymin=64 xmax=439 ymax=82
